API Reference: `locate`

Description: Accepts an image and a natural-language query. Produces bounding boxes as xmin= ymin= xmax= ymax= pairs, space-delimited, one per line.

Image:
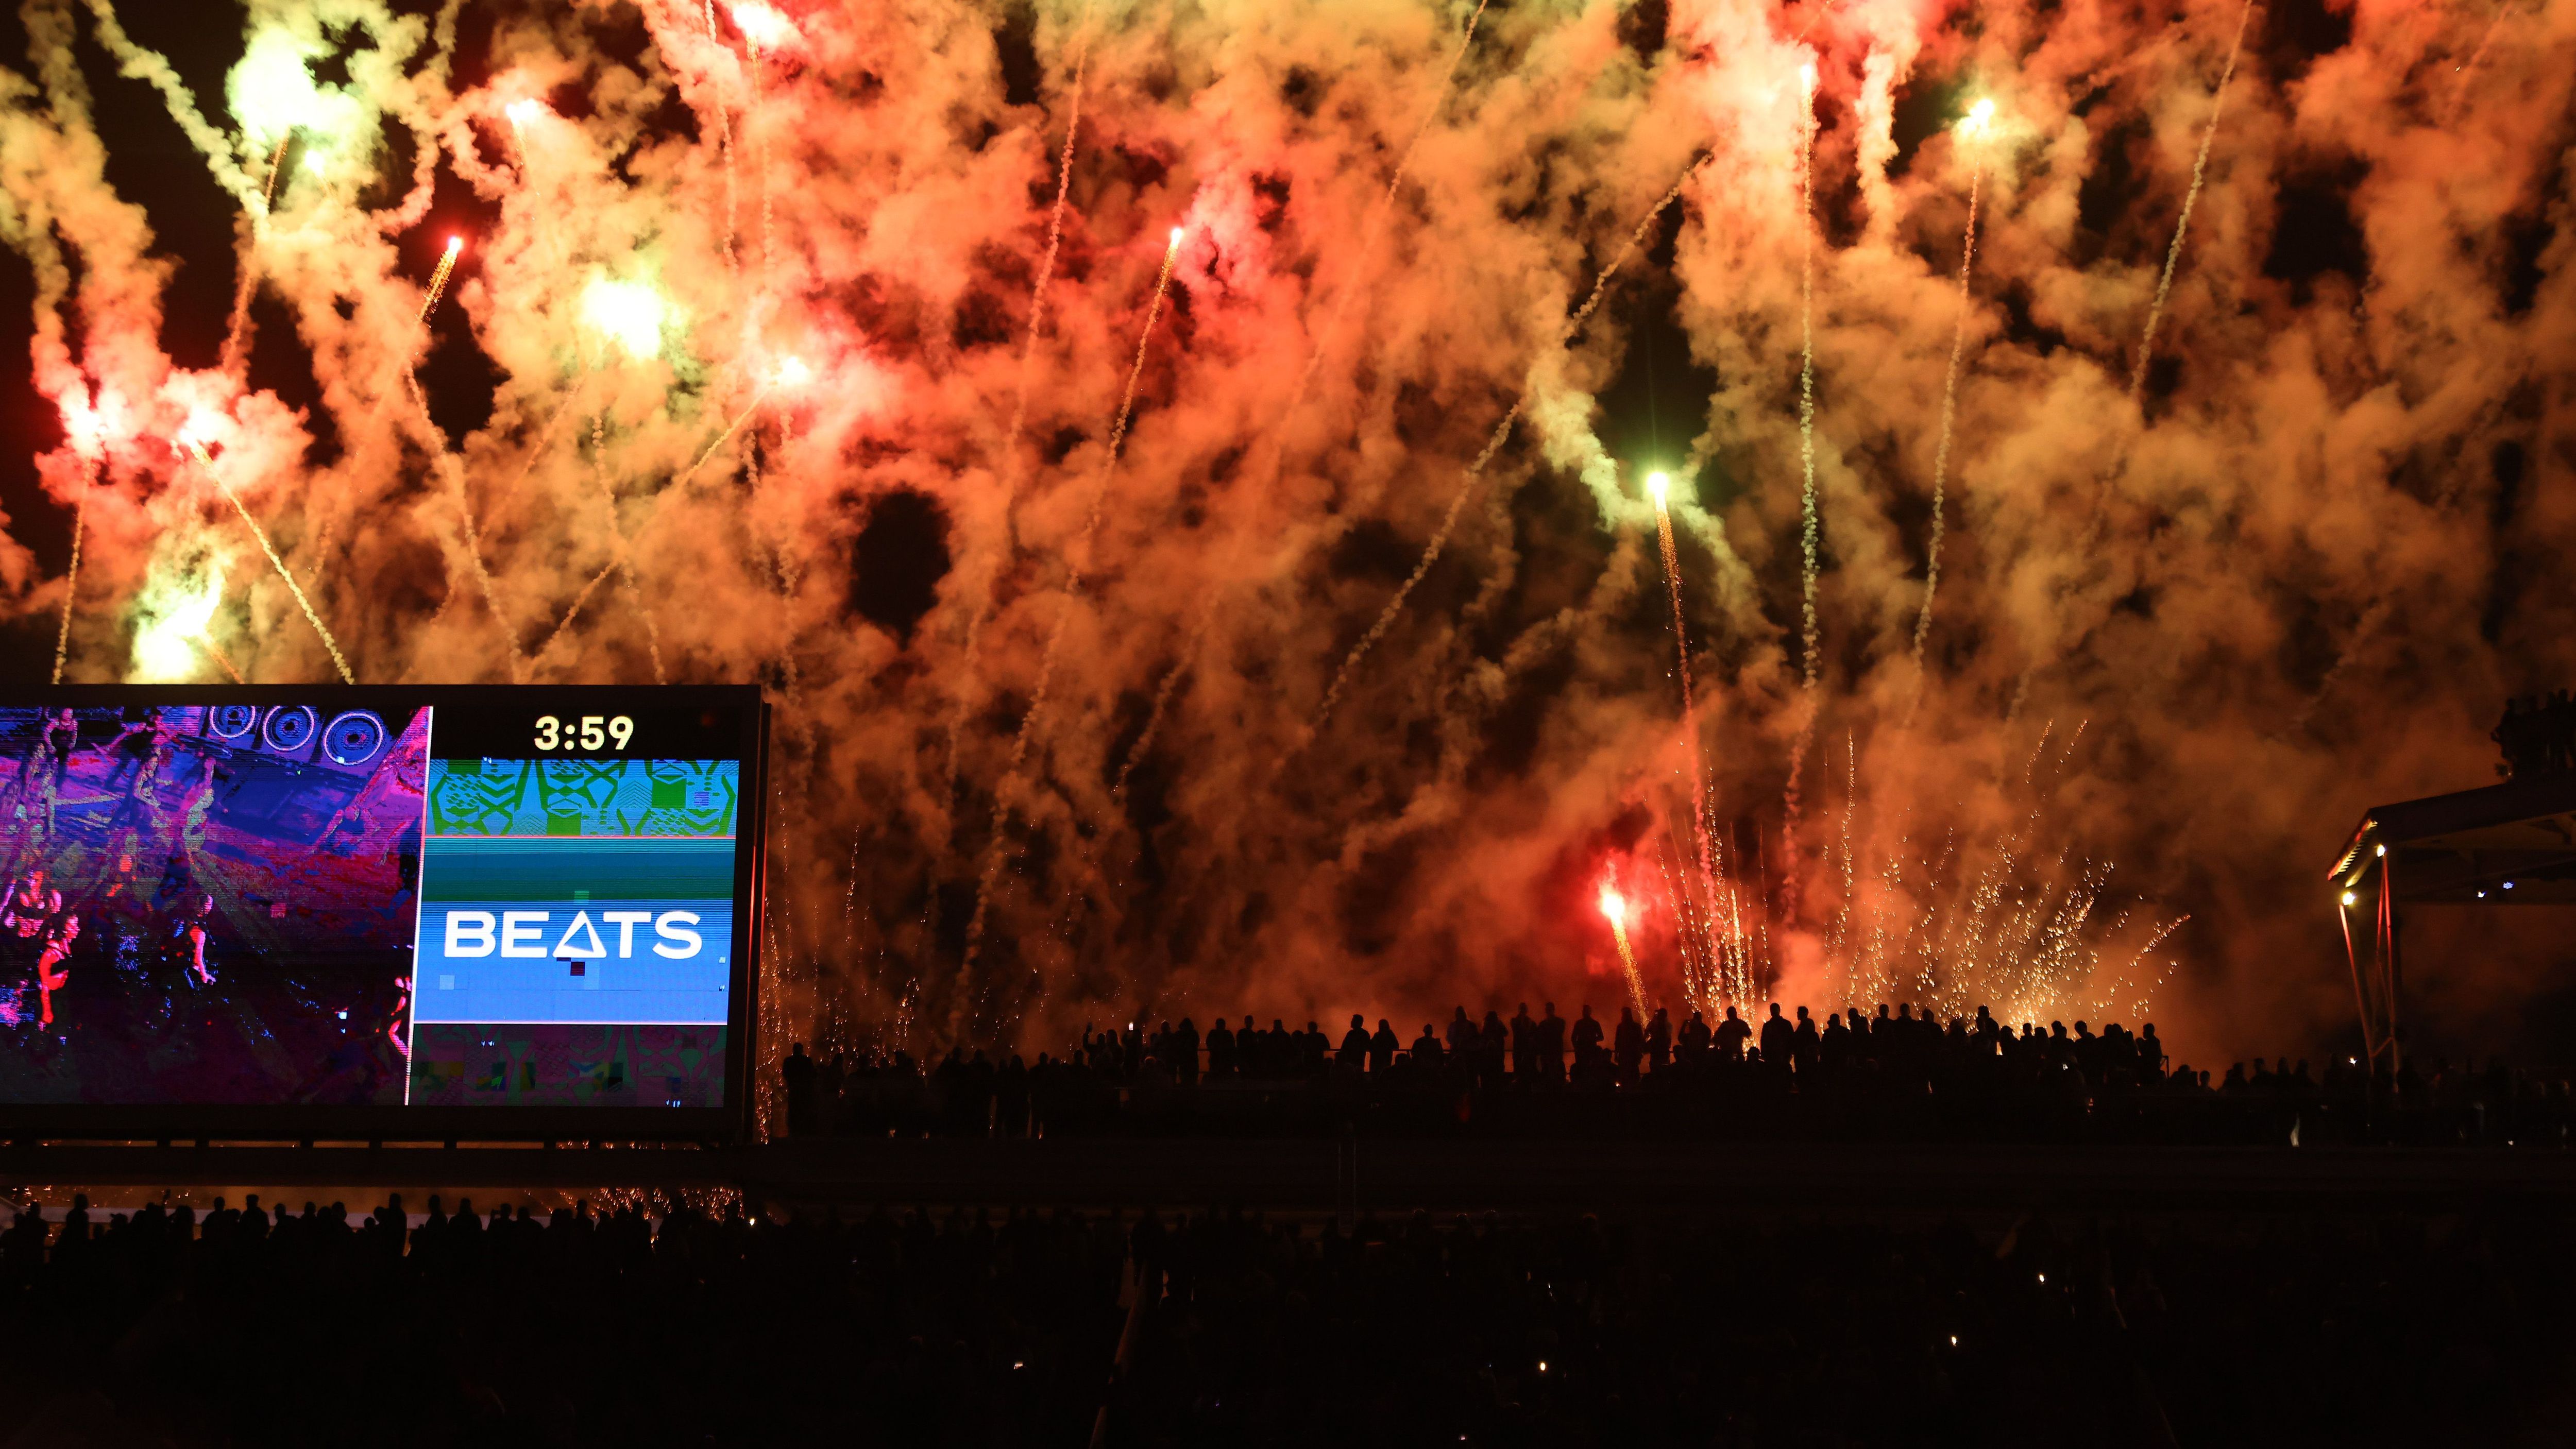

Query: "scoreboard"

xmin=0 ymin=686 xmax=766 ymax=1139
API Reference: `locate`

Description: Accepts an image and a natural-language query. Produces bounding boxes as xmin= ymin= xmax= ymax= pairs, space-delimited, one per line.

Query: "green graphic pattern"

xmin=426 ymin=758 xmax=737 ymax=839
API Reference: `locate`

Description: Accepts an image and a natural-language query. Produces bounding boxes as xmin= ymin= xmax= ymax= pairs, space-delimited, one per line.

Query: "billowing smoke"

xmin=1 ymin=0 xmax=2570 ymax=1068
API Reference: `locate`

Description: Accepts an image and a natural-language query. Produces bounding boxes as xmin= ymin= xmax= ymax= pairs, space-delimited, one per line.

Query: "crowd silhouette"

xmin=2493 ymin=690 xmax=2576 ymax=777
xmin=3 ymin=1186 xmax=2570 ymax=1444
xmin=782 ymin=1000 xmax=2574 ymax=1149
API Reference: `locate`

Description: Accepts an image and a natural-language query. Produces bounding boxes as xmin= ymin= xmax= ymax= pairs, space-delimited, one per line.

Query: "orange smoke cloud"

xmin=0 ymin=0 xmax=2570 ymax=1066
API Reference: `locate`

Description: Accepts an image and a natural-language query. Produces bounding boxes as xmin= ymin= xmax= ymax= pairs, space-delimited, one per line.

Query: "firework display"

xmin=0 ymin=0 xmax=2570 ymax=1071
xmin=0 ymin=686 xmax=762 ymax=1130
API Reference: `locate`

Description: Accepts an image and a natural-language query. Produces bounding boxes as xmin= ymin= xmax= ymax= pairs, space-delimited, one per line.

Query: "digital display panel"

xmin=0 ymin=687 xmax=764 ymax=1135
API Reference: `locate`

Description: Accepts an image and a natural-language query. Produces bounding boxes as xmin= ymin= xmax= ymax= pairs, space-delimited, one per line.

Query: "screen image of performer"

xmin=0 ymin=704 xmax=428 ymax=1103
xmin=96 ymin=710 xmax=165 ymax=796
xmin=32 ymin=912 xmax=76 ymax=1027
xmin=1 ymin=711 xmax=76 ymax=856
xmin=3 ymin=867 xmax=60 ymax=940
xmin=173 ymin=893 xmax=216 ymax=987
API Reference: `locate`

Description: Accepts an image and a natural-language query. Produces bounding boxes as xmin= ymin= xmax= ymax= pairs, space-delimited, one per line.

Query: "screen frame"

xmin=0 ymin=684 xmax=767 ymax=1143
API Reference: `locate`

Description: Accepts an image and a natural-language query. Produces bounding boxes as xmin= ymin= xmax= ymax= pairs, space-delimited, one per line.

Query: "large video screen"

xmin=0 ymin=687 xmax=762 ymax=1130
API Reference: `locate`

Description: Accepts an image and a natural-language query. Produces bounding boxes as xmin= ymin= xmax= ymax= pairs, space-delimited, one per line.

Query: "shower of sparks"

xmin=1648 ymin=469 xmax=1728 ymax=1006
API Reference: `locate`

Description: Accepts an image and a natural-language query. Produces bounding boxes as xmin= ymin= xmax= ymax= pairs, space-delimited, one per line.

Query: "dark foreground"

xmin=9 ymin=1136 xmax=2576 ymax=1215
xmin=3 ymin=1187 xmax=2572 ymax=1448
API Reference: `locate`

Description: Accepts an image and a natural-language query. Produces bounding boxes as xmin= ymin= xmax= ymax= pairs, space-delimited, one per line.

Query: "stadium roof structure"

xmin=2327 ymin=771 xmax=2576 ymax=904
xmin=2326 ymin=772 xmax=2576 ymax=1067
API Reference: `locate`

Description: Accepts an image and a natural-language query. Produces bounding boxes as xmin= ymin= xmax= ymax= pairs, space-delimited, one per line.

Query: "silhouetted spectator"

xmin=1759 ymin=1003 xmax=1794 ymax=1069
xmin=1338 ymin=1014 xmax=1371 ymax=1073
xmin=1446 ymin=1007 xmax=1477 ymax=1063
xmin=1680 ymin=1008 xmax=1713 ymax=1066
xmin=1613 ymin=1007 xmax=1644 ymax=1085
xmin=783 ymin=1042 xmax=817 ymax=1136
xmin=1716 ymin=1006 xmax=1751 ymax=1061
xmin=1411 ymin=1024 xmax=1445 ymax=1067
xmin=1368 ymin=1018 xmax=1399 ymax=1074
xmin=1570 ymin=1003 xmax=1604 ymax=1073
xmin=1822 ymin=1010 xmax=1852 ymax=1066
xmin=996 ymin=1053 xmax=1030 ymax=1136
xmin=1539 ymin=1002 xmax=1568 ymax=1083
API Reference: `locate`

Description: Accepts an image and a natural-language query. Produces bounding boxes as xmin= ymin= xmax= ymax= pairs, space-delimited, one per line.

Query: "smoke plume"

xmin=2 ymin=0 xmax=2572 ymax=1067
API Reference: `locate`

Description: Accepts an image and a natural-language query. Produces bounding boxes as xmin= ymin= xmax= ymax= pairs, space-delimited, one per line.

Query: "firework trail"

xmin=1653 ymin=827 xmax=1702 ymax=1003
xmin=561 ymin=312 xmax=673 ymax=687
xmin=703 ymin=0 xmax=741 ymax=276
xmin=218 ymin=133 xmax=294 ymax=375
xmin=672 ymin=363 xmax=805 ymax=489
xmin=946 ymin=38 xmax=1092 ymax=791
xmin=1308 ymin=160 xmax=1702 ymax=735
xmin=1783 ymin=60 xmax=1821 ymax=925
xmin=503 ymin=100 xmax=575 ymax=279
xmin=596 ymin=425 xmax=670 ymax=688
xmin=76 ymin=0 xmax=260 ymax=208
xmin=530 ymin=560 xmax=618 ymax=671
xmin=425 ymin=445 xmax=526 ymax=683
xmin=183 ymin=435 xmax=355 ymax=684
xmin=2126 ymin=0 xmax=2256 ymax=405
xmin=736 ymin=4 xmax=793 ymax=300
xmin=1066 ymin=17 xmax=1525 ymax=1014
xmin=48 ymin=487 xmax=85 ymax=686
xmin=417 ymin=235 xmax=462 ymax=322
xmin=1600 ymin=888 xmax=1647 ymax=1017
xmin=1110 ymin=0 xmax=1494 ymax=800
xmin=259 ymin=131 xmax=289 ymax=209
xmin=1910 ymin=101 xmax=1993 ymax=675
xmin=2443 ymin=1 xmax=2518 ymax=125
xmin=731 ymin=13 xmax=790 ymax=742
xmin=399 ymin=248 xmax=526 ymax=684
xmin=1648 ymin=471 xmax=1726 ymax=994
xmin=1827 ymin=735 xmax=1859 ymax=962
xmin=193 ymin=632 xmax=247 ymax=685
xmin=504 ymin=97 xmax=539 ymax=166
xmin=955 ymin=230 xmax=1183 ymax=1029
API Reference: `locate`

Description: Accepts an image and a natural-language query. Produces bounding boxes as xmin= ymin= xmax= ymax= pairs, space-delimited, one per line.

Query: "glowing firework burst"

xmin=730 ymin=2 xmax=799 ymax=53
xmin=1599 ymin=886 xmax=1646 ymax=1018
xmin=129 ymin=557 xmax=227 ymax=684
xmin=581 ymin=275 xmax=670 ymax=361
